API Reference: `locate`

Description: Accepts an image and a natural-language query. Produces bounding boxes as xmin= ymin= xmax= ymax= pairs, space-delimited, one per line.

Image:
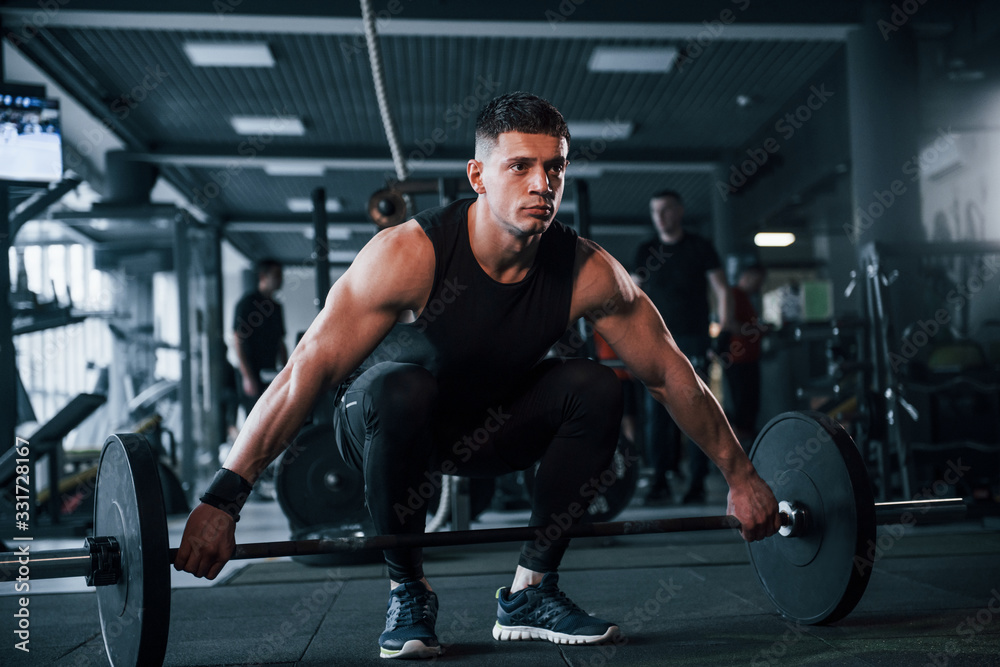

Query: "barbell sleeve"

xmin=0 ymin=547 xmax=93 ymax=581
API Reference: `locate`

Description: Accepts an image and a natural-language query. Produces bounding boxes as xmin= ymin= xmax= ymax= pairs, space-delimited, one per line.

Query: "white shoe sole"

xmin=379 ymin=639 xmax=442 ymax=659
xmin=492 ymin=621 xmax=620 ymax=645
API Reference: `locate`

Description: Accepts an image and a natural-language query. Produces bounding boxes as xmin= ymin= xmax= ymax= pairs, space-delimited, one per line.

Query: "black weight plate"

xmin=94 ymin=433 xmax=170 ymax=666
xmin=276 ymin=423 xmax=368 ymax=531
xmin=747 ymin=411 xmax=876 ymax=625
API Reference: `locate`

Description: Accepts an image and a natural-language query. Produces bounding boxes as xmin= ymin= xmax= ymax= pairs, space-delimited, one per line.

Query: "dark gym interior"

xmin=0 ymin=2 xmax=998 ymax=665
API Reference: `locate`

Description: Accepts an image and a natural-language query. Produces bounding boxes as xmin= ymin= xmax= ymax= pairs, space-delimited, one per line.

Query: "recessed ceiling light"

xmin=287 ymin=197 xmax=343 ymax=213
xmin=231 ymin=116 xmax=305 ymax=136
xmin=587 ymin=46 xmax=678 ymax=73
xmin=755 ymin=232 xmax=796 ymax=247
xmin=567 ymin=120 xmax=634 ymax=141
xmin=183 ymin=42 xmax=275 ymax=67
xmin=264 ymin=163 xmax=326 ymax=177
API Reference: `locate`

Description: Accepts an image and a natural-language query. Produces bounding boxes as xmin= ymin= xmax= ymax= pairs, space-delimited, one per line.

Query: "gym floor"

xmin=2 ymin=473 xmax=1000 ymax=667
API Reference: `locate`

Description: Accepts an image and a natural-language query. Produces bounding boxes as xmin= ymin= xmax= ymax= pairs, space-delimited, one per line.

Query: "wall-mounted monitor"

xmin=0 ymin=89 xmax=63 ymax=184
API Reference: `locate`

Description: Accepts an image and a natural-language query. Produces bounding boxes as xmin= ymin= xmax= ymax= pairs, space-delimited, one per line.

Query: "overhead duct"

xmin=52 ymin=151 xmax=180 ymax=270
xmin=102 ymin=151 xmax=160 ymax=205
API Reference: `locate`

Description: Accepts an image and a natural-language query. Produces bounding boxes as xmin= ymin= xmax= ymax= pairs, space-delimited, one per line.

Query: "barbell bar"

xmin=0 ymin=411 xmax=975 ymax=666
xmin=0 ymin=497 xmax=965 ymax=580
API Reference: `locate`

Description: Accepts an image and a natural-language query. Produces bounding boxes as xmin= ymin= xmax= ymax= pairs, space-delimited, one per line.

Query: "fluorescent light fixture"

xmin=183 ymin=42 xmax=275 ymax=67
xmin=754 ymin=232 xmax=796 ymax=247
xmin=302 ymin=226 xmax=352 ymax=241
xmin=567 ymin=120 xmax=634 ymax=141
xmin=231 ymin=116 xmax=305 ymax=136
xmin=287 ymin=197 xmax=343 ymax=213
xmin=567 ymin=164 xmax=605 ymax=178
xmin=264 ymin=163 xmax=326 ymax=177
xmin=587 ymin=46 xmax=678 ymax=73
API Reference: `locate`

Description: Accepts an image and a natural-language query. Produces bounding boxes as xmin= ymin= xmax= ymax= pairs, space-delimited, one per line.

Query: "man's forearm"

xmin=649 ymin=374 xmax=753 ymax=484
xmin=221 ymin=361 xmax=322 ymax=484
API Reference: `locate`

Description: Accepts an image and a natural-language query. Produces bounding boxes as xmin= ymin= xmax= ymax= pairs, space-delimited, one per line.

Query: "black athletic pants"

xmin=334 ymin=358 xmax=623 ymax=583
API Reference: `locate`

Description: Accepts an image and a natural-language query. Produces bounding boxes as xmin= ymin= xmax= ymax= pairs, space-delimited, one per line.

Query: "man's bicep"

xmin=592 ymin=291 xmax=680 ymax=389
xmin=291 ymin=225 xmax=432 ymax=384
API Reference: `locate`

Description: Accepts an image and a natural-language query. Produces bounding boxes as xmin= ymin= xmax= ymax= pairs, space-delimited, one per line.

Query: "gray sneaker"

xmin=493 ymin=572 xmax=619 ymax=645
xmin=379 ymin=581 xmax=441 ymax=659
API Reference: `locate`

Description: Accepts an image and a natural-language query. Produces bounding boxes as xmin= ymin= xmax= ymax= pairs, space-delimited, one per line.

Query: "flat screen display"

xmin=0 ymin=92 xmax=63 ymax=184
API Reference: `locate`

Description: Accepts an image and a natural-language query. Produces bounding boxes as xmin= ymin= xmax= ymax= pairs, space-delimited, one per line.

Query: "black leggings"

xmin=334 ymin=358 xmax=623 ymax=582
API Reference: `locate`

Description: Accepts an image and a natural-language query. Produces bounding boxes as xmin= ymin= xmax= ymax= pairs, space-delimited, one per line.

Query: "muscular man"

xmin=175 ymin=92 xmax=779 ymax=660
xmin=633 ymin=190 xmax=734 ymax=504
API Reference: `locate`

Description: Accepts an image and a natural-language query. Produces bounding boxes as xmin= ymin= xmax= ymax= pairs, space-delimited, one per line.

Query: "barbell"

xmin=0 ymin=411 xmax=970 ymax=667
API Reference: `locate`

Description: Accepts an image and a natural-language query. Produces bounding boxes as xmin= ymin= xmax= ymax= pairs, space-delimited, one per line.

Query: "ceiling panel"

xmin=3 ymin=4 xmax=862 ymax=266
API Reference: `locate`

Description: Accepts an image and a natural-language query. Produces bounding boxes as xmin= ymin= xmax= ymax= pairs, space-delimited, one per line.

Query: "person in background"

xmin=721 ymin=263 xmax=768 ymax=449
xmin=233 ymin=259 xmax=288 ymax=416
xmin=632 ymin=190 xmax=734 ymax=504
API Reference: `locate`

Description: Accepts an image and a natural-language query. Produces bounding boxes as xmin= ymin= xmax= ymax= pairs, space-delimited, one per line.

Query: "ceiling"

xmin=0 ymin=0 xmax=989 ymax=266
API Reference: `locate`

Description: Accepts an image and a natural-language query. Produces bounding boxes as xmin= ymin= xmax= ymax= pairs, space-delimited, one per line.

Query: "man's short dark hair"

xmin=650 ymin=189 xmax=683 ymax=204
xmin=255 ymin=258 xmax=282 ymax=279
xmin=475 ymin=92 xmax=571 ymax=158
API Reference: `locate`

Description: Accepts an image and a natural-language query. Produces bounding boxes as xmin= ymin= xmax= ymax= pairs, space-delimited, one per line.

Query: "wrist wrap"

xmin=199 ymin=469 xmax=253 ymax=522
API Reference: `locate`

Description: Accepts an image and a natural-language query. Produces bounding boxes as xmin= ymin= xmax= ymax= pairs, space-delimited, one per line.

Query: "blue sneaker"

xmin=493 ymin=572 xmax=619 ymax=645
xmin=379 ymin=581 xmax=441 ymax=659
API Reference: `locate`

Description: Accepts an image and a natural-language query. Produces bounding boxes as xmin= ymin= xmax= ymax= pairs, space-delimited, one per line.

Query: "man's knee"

xmin=370 ymin=363 xmax=439 ymax=423
xmin=561 ymin=359 xmax=624 ymax=420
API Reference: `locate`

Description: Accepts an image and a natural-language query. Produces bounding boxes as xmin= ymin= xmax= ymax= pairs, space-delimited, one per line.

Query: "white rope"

xmin=425 ymin=476 xmax=452 ymax=533
xmin=360 ymin=0 xmax=410 ymax=184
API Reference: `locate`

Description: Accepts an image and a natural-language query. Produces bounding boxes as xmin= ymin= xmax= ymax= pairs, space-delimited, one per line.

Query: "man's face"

xmin=261 ymin=267 xmax=283 ymax=293
xmin=469 ymin=131 xmax=568 ymax=238
xmin=650 ymin=195 xmax=684 ymax=236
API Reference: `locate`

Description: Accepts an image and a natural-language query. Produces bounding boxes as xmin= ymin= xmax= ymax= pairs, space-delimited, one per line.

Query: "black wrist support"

xmin=199 ymin=468 xmax=253 ymax=522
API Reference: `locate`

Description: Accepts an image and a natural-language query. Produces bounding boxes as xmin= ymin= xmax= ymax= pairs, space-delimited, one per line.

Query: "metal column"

xmin=0 ymin=23 xmax=16 ymax=454
xmin=174 ymin=213 xmax=195 ymax=497
xmin=312 ymin=187 xmax=331 ymax=310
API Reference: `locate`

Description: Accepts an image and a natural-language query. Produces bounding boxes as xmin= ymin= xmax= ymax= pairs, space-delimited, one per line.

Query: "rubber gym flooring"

xmin=2 ymin=476 xmax=999 ymax=666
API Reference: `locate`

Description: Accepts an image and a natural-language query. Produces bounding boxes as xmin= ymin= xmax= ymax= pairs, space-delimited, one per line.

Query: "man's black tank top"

xmin=355 ymin=198 xmax=578 ymax=416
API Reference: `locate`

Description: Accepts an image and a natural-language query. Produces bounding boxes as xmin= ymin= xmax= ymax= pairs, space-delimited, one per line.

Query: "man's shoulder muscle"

xmin=342 ymin=220 xmax=435 ymax=312
xmin=571 ymin=238 xmax=636 ymax=320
